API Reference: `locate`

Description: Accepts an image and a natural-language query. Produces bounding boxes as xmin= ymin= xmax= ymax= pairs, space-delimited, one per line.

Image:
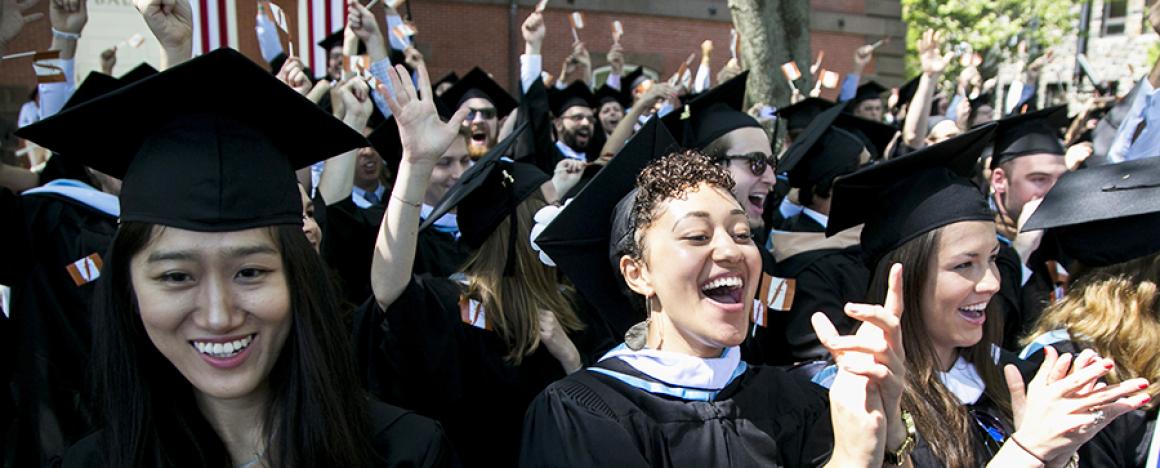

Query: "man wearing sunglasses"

xmin=439 ymin=67 xmax=519 ymax=159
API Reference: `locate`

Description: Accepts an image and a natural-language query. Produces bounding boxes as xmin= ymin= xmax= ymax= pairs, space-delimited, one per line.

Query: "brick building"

xmin=0 ymin=0 xmax=905 ymax=163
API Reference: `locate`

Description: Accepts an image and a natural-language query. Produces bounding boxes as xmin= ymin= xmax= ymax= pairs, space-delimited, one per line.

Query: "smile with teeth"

xmin=700 ymin=275 xmax=745 ymax=305
xmin=192 ymin=334 xmax=255 ymax=358
xmin=958 ymin=302 xmax=987 ymax=324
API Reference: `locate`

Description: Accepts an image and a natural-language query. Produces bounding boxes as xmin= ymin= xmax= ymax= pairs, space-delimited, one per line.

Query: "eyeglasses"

xmin=561 ymin=113 xmax=595 ymax=124
xmin=466 ymin=108 xmax=497 ymax=121
xmin=715 ymin=152 xmax=776 ymax=177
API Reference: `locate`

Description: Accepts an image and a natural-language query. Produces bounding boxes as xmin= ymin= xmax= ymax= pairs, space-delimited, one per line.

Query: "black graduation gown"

xmin=783 ymin=212 xmax=826 ymax=233
xmin=519 ymin=357 xmax=834 ymax=467
xmin=908 ymin=393 xmax=1014 ymax=467
xmin=0 ymin=186 xmax=118 ymax=466
xmin=414 ymin=228 xmax=469 ymax=279
xmin=322 ymin=195 xmax=386 ymax=305
xmin=993 ymin=241 xmax=1034 ymax=350
xmin=54 ymin=400 xmax=455 ymax=468
xmin=352 ymin=276 xmax=614 ymax=467
xmin=1022 ymin=339 xmax=1156 ymax=468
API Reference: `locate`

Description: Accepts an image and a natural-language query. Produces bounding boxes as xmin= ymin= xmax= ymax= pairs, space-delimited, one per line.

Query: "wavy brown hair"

xmin=867 ymin=226 xmax=1012 ymax=468
xmin=1023 ymin=252 xmax=1160 ymax=398
xmin=627 ymin=149 xmax=735 ymax=260
xmin=462 ymin=192 xmax=583 ymax=364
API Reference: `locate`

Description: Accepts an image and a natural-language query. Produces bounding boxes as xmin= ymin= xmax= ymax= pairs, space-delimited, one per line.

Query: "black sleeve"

xmin=513 ymin=78 xmax=561 ymax=173
xmin=518 ymin=381 xmax=650 ymax=468
xmin=371 ymin=403 xmax=460 ymax=468
xmin=994 ymin=243 xmax=1029 ymax=350
xmin=784 ymin=264 xmax=859 ymax=362
xmin=0 ymin=188 xmax=29 ymax=285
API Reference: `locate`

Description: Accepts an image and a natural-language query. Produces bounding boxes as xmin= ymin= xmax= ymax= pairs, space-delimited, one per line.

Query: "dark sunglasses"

xmin=466 ymin=108 xmax=498 ymax=120
xmin=715 ymin=152 xmax=776 ymax=177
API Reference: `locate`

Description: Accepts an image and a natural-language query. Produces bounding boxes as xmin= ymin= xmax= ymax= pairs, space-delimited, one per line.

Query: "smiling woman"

xmin=16 ymin=49 xmax=452 ymax=468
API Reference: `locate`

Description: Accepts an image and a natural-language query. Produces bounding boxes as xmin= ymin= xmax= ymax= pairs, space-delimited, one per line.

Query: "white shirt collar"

xmin=938 ymin=357 xmax=986 ymax=405
xmin=802 ymin=207 xmax=829 ymax=228
xmin=600 ymin=344 xmax=742 ymax=390
xmin=555 ymin=140 xmax=586 ymax=161
xmin=351 ymin=184 xmax=385 ymax=209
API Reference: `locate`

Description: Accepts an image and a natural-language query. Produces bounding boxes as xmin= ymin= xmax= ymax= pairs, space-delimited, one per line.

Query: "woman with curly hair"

xmin=519 ymin=123 xmax=911 ymax=467
xmin=1019 ymin=157 xmax=1160 ymax=467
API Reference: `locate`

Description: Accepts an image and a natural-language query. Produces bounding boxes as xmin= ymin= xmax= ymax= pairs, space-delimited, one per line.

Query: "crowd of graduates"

xmin=4 ymin=0 xmax=1160 ymax=466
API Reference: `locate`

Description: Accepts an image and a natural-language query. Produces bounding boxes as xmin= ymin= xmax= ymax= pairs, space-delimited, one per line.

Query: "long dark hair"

xmin=89 ymin=222 xmax=375 ymax=466
xmin=867 ymin=227 xmax=1011 ymax=468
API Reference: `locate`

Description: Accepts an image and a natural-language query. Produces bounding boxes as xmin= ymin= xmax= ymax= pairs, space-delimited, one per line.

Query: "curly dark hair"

xmin=627 ymin=149 xmax=736 ymax=259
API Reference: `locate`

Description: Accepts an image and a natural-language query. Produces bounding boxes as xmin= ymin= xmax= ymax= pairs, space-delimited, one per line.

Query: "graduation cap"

xmin=660 ymin=71 xmax=761 ymax=150
xmin=433 ymin=71 xmax=459 ymax=90
xmin=439 ymin=67 xmax=518 ymax=120
xmin=894 ymin=76 xmax=920 ymax=112
xmin=623 ymin=66 xmax=651 ymax=90
xmin=827 ymin=123 xmax=997 ymax=268
xmin=1023 ymin=157 xmax=1160 ymax=268
xmin=16 ymin=48 xmax=369 ymax=232
xmin=780 ymin=104 xmax=865 ymax=189
xmin=849 ymin=80 xmax=887 ymax=106
xmin=594 ymin=83 xmax=629 ymax=109
xmin=64 ymin=72 xmax=124 ymax=110
xmin=535 ymin=118 xmax=680 ymax=327
xmin=419 ymin=121 xmax=546 ymax=252
xmin=835 ymin=113 xmax=897 ymax=160
xmin=116 ymin=63 xmax=159 ymax=84
xmin=317 ymin=29 xmax=367 ymax=55
xmin=991 ymin=104 xmax=1068 ymax=169
xmin=776 ymin=97 xmax=834 ymax=132
xmin=549 ymin=80 xmax=597 ymax=116
xmin=968 ymin=93 xmax=995 ymax=125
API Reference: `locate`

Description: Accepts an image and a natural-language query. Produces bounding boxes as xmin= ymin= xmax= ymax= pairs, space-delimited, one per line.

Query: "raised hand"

xmin=1004 ymin=346 xmax=1151 ymax=464
xmin=0 ymin=0 xmax=43 ymax=54
xmin=347 ymin=0 xmax=386 ymax=60
xmin=403 ymin=46 xmax=423 ymax=70
xmin=551 ymin=158 xmax=585 ymax=198
xmin=606 ymin=42 xmax=624 ymax=75
xmin=378 ymin=62 xmax=470 ymax=167
xmin=49 ymin=0 xmax=85 ymax=34
xmin=276 ymin=56 xmax=312 ymax=96
xmin=918 ymin=29 xmax=953 ymax=76
xmin=336 ymin=77 xmax=372 ymax=131
xmin=854 ymin=44 xmax=875 ymax=68
xmin=100 ymin=47 xmax=116 ymax=74
xmin=135 ymin=0 xmax=191 ymax=49
xmin=813 ymin=263 xmax=907 ymax=450
xmin=522 ymin=10 xmax=545 ymax=55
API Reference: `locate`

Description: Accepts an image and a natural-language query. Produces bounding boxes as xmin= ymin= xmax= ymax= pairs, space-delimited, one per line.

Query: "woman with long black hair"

xmin=18 ymin=49 xmax=452 ymax=468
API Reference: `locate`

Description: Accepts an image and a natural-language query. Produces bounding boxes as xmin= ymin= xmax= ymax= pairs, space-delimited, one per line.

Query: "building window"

xmin=592 ymin=64 xmax=659 ymax=88
xmin=1103 ymin=0 xmax=1128 ymax=36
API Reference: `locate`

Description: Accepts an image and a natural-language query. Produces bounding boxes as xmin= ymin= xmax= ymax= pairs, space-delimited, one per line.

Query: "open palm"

xmin=378 ymin=63 xmax=470 ymax=166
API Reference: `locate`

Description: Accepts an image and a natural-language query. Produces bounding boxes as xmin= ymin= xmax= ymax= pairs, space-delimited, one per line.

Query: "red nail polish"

xmin=1104 ymin=361 xmax=1115 ymax=370
xmin=1142 ymin=396 xmax=1151 ymax=404
xmin=1140 ymin=382 xmax=1150 ymax=390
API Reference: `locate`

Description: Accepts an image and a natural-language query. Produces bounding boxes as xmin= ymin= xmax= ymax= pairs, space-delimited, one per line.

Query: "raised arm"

xmin=135 ymin=0 xmax=193 ymax=68
xmin=316 ymin=77 xmax=372 ymax=206
xmin=598 ymin=82 xmax=677 ymax=161
xmin=902 ymin=30 xmax=952 ymax=149
xmin=371 ymin=63 xmax=469 ymax=309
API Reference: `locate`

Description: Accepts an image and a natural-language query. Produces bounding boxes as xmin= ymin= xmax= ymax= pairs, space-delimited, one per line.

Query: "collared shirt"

xmin=1108 ymin=79 xmax=1160 ymax=163
xmin=351 ymin=184 xmax=385 ymax=208
xmin=802 ymin=207 xmax=829 ymax=229
xmin=555 ymin=140 xmax=586 ymax=161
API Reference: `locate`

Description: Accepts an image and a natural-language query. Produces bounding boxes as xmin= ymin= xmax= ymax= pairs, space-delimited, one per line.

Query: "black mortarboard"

xmin=777 ymin=97 xmax=834 ymax=132
xmin=661 ymin=71 xmax=761 ymax=150
xmin=827 ymin=123 xmax=997 ymax=268
xmin=835 ymin=113 xmax=898 ymax=160
xmin=968 ymin=92 xmax=995 ymax=125
xmin=317 ymin=29 xmax=367 ymax=55
xmin=64 ymin=72 xmax=123 ymax=110
xmin=17 ymin=48 xmax=368 ymax=232
xmin=894 ymin=76 xmax=920 ymax=112
xmin=1023 ymin=157 xmax=1160 ymax=268
xmin=991 ymin=104 xmax=1068 ymax=169
xmin=419 ymin=122 xmax=546 ymax=250
xmin=116 ymin=63 xmax=159 ymax=84
xmin=623 ymin=66 xmax=650 ymax=90
xmin=549 ymin=80 xmax=597 ymax=116
xmin=780 ymin=104 xmax=865 ymax=189
xmin=850 ymin=80 xmax=887 ymax=105
xmin=367 ymin=116 xmax=402 ymax=175
xmin=439 ymin=67 xmax=518 ymax=120
xmin=594 ymin=83 xmax=630 ymax=109
xmin=434 ymin=71 xmax=459 ymax=90
xmin=535 ymin=118 xmax=680 ymax=328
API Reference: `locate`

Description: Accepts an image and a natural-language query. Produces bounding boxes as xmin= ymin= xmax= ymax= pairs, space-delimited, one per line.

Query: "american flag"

xmin=189 ymin=0 xmax=240 ymax=56
xmin=297 ymin=0 xmax=348 ymax=79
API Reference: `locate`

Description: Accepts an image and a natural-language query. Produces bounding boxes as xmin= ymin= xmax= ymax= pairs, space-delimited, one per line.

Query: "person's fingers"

xmin=819 ymin=335 xmax=888 ymax=356
xmin=1073 ymin=379 xmax=1149 ymax=410
xmin=839 ymin=362 xmax=892 ymax=381
xmin=22 ymin=11 xmax=44 ymax=23
xmin=413 ymin=60 xmax=432 ymax=102
xmin=1074 ymin=349 xmax=1100 ymax=394
xmin=376 ymin=81 xmax=401 ymax=115
xmin=1047 ymin=350 xmax=1072 ymax=387
xmin=883 ymin=263 xmax=904 ymax=319
xmin=445 ymin=104 xmax=471 ymax=133
xmin=843 ymin=303 xmax=899 ymax=333
xmin=17 ymin=0 xmax=42 ymax=12
xmin=1057 ymin=357 xmax=1114 ymax=396
xmin=1004 ymin=364 xmax=1026 ymax=412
